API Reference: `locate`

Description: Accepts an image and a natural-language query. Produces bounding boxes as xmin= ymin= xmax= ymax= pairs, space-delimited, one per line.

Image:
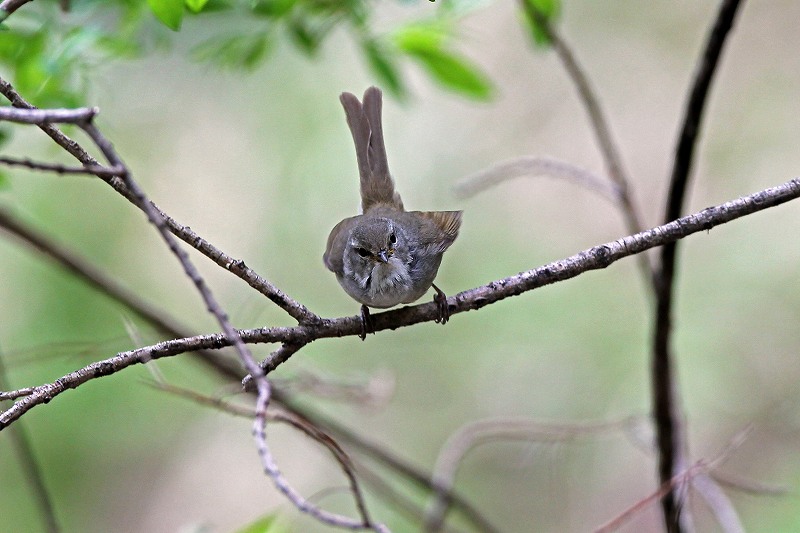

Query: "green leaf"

xmin=404 ymin=46 xmax=493 ymax=100
xmin=191 ymin=33 xmax=271 ymax=70
xmin=288 ymin=15 xmax=332 ymax=55
xmin=185 ymin=0 xmax=210 ymax=13
xmin=362 ymin=38 xmax=405 ymax=98
xmin=147 ymin=0 xmax=184 ymax=31
xmin=234 ymin=514 xmax=287 ymax=533
xmin=393 ymin=22 xmax=448 ymax=53
xmin=522 ymin=0 xmax=560 ymax=47
xmin=251 ymin=0 xmax=297 ymax=18
xmin=393 ymin=23 xmax=492 ymax=100
xmin=0 ymin=169 xmax=10 ymax=190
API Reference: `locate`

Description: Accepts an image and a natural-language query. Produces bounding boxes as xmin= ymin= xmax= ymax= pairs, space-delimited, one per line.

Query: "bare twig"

xmin=0 ymin=156 xmax=125 ymax=177
xmin=596 ymin=425 xmax=752 ymax=533
xmin=424 ymin=416 xmax=642 ymax=532
xmin=0 ymin=106 xmax=97 ymax=124
xmin=652 ymin=1 xmax=743 ymax=531
xmin=519 ymin=1 xmax=652 ymax=283
xmin=595 ymin=461 xmax=706 ymax=533
xmin=295 ymin=403 xmax=502 ymax=533
xmin=0 ymin=0 xmax=34 ymax=21
xmin=4 ymin=176 xmax=798 ymax=426
xmin=692 ymin=474 xmax=745 ymax=533
xmin=78 ymin=120 xmax=383 ymax=531
xmin=0 ymin=347 xmax=61 ymax=533
xmin=711 ymin=471 xmax=790 ymax=497
xmin=0 ymin=75 xmax=318 ymax=325
xmin=0 ymin=204 xmax=495 ymax=531
xmin=151 ymin=381 xmax=377 ymax=529
xmin=0 ymin=385 xmax=35 ymax=400
xmin=0 ymin=205 xmax=248 ymax=381
xmin=453 ymin=155 xmax=620 ymax=203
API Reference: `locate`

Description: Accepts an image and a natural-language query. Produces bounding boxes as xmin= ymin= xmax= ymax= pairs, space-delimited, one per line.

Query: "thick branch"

xmin=3 ymin=177 xmax=797 ymax=429
xmin=653 ymin=1 xmax=743 ymax=530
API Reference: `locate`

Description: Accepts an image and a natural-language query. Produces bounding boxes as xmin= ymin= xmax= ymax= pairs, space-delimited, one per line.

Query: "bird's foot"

xmin=432 ymin=283 xmax=450 ymax=324
xmin=359 ymin=304 xmax=375 ymax=340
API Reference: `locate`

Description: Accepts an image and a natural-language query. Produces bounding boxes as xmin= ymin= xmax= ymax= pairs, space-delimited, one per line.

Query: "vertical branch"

xmin=653 ymin=1 xmax=743 ymax=531
xmin=519 ymin=0 xmax=654 ymax=285
xmin=0 ymin=347 xmax=61 ymax=533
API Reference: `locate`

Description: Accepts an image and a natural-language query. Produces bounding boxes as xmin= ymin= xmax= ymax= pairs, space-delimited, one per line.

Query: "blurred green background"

xmin=2 ymin=1 xmax=800 ymax=532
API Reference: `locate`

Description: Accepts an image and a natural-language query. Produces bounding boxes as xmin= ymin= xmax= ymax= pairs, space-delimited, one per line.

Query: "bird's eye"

xmin=356 ymin=247 xmax=371 ymax=258
xmin=389 ymin=233 xmax=396 ymax=245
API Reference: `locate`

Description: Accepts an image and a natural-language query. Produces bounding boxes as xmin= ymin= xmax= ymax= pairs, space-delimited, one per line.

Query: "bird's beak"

xmin=377 ymin=249 xmax=390 ymax=263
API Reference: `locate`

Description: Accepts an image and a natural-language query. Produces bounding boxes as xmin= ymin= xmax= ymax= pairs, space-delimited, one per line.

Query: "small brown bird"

xmin=323 ymin=87 xmax=462 ymax=337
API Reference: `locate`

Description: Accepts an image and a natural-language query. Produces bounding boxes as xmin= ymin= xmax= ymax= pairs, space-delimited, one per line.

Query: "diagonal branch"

xmin=0 ymin=75 xmax=318 ymax=325
xmin=0 ymin=156 xmax=124 ymax=177
xmin=652 ymin=1 xmax=743 ymax=531
xmin=519 ymin=1 xmax=652 ymax=283
xmin=0 ymin=348 xmax=61 ymax=533
xmin=78 ymin=120 xmax=385 ymax=531
xmin=3 ymin=176 xmax=797 ymax=429
xmin=0 ymin=205 xmax=497 ymax=531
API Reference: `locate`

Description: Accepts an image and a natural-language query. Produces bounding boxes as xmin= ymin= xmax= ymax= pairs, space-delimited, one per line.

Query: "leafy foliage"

xmin=522 ymin=0 xmax=561 ymax=46
xmin=0 ymin=0 xmax=532 ymax=104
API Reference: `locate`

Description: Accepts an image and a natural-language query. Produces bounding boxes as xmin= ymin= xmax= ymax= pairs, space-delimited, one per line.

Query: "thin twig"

xmin=4 ymin=176 xmax=798 ymax=426
xmin=596 ymin=425 xmax=752 ymax=533
xmin=151 ymin=381 xmax=377 ymax=529
xmin=0 ymin=205 xmax=247 ymax=380
xmin=692 ymin=473 xmax=745 ymax=533
xmin=453 ymin=155 xmax=620 ymax=203
xmin=424 ymin=416 xmax=642 ymax=532
xmin=0 ymin=346 xmax=61 ymax=533
xmin=0 ymin=156 xmax=125 ymax=177
xmin=0 ymin=205 xmax=487 ymax=530
xmin=0 ymin=386 xmax=35 ymax=400
xmin=288 ymin=401 xmax=502 ymax=533
xmin=0 ymin=106 xmax=97 ymax=124
xmin=0 ymin=0 xmax=32 ymax=21
xmin=519 ymin=1 xmax=653 ymax=284
xmin=0 ymin=75 xmax=318 ymax=325
xmin=79 ymin=120 xmax=382 ymax=531
xmin=652 ymin=1 xmax=743 ymax=531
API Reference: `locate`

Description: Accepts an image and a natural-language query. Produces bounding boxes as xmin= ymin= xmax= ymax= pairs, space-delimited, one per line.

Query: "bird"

xmin=323 ymin=86 xmax=462 ymax=338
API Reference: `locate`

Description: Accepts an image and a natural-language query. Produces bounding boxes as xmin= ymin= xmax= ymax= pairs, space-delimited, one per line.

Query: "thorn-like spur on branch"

xmin=0 ymin=106 xmax=98 ymax=124
xmin=3 ymin=177 xmax=798 ymax=430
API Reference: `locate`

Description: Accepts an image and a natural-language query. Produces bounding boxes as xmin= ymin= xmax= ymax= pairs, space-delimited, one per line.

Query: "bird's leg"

xmin=360 ymin=304 xmax=375 ymax=340
xmin=432 ymin=283 xmax=450 ymax=324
